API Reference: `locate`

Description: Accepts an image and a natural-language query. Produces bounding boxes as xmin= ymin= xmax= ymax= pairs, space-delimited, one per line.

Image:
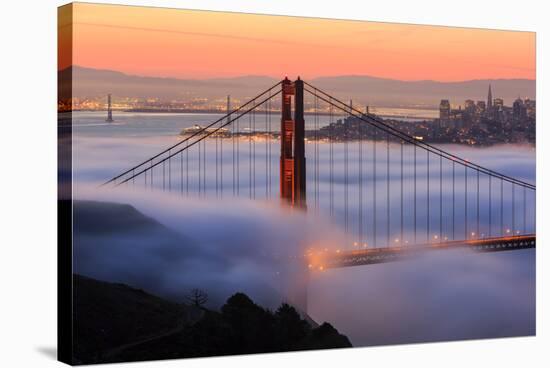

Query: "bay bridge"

xmin=102 ymin=78 xmax=536 ymax=274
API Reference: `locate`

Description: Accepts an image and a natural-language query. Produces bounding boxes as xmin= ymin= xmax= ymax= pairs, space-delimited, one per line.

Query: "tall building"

xmin=476 ymin=100 xmax=486 ymax=114
xmin=439 ymin=99 xmax=450 ymax=122
xmin=487 ymin=84 xmax=493 ymax=110
xmin=524 ymin=99 xmax=536 ymax=119
xmin=493 ymin=98 xmax=504 ymax=121
xmin=464 ymin=99 xmax=475 ymax=113
xmin=513 ymin=97 xmax=527 ymax=121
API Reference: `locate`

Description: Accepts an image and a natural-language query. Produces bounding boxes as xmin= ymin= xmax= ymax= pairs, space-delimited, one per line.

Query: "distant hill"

xmin=62 ymin=65 xmax=535 ymax=108
xmin=311 ymin=75 xmax=535 ymax=108
xmin=62 ymin=66 xmax=279 ymax=102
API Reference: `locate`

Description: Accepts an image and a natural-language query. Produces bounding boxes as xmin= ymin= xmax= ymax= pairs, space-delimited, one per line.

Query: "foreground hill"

xmin=73 ymin=275 xmax=193 ymax=364
xmin=72 ymin=275 xmax=351 ymax=365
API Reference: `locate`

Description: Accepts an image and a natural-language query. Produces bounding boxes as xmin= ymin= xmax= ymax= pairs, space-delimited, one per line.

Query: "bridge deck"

xmin=308 ymin=235 xmax=536 ymax=270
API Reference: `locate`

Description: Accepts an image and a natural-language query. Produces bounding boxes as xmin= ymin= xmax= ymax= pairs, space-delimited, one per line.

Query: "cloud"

xmin=308 ymin=247 xmax=535 ymax=346
xmin=73 ymin=185 xmax=343 ymax=310
xmin=70 ymin=120 xmax=535 ymax=345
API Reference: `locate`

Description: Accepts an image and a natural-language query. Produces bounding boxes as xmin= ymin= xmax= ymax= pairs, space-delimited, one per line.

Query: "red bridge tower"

xmin=280 ymin=78 xmax=306 ymax=209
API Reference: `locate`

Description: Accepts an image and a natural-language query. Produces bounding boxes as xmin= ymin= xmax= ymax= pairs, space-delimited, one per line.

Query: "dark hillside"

xmin=72 ymin=276 xmax=351 ymax=365
xmin=73 ymin=274 xmax=192 ymax=364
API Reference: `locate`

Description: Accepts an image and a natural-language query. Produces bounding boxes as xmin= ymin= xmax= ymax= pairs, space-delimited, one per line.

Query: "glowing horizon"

xmin=60 ymin=3 xmax=536 ymax=82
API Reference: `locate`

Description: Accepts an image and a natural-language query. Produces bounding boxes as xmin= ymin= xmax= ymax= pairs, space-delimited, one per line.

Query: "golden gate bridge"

xmin=102 ymin=78 xmax=536 ymax=272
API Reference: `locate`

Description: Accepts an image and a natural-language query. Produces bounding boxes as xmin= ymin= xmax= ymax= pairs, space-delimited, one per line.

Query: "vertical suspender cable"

xmin=219 ymin=109 xmax=223 ymax=198
xmin=221 ymin=98 xmax=226 ymax=198
xmin=372 ymin=127 xmax=378 ymax=247
xmin=265 ymin=99 xmax=269 ymax=199
xmin=344 ymin=101 xmax=350 ymax=241
xmin=202 ymin=139 xmax=206 ymax=198
xmin=414 ymin=144 xmax=417 ymax=244
xmin=427 ymin=150 xmax=430 ymax=242
xmin=186 ymin=145 xmax=189 ymax=195
xmin=523 ymin=187 xmax=527 ymax=235
xmin=452 ymin=161 xmax=455 ymax=240
xmin=400 ymin=141 xmax=403 ymax=244
xmin=330 ymin=101 xmax=334 ymax=218
xmin=387 ymin=131 xmax=390 ymax=247
xmin=489 ymin=175 xmax=493 ymax=238
xmin=477 ymin=169 xmax=480 ymax=237
xmin=237 ymin=115 xmax=240 ymax=196
xmin=232 ymin=97 xmax=236 ymax=196
xmin=253 ymin=102 xmax=256 ymax=199
xmin=465 ymin=165 xmax=467 ymax=239
xmin=267 ymin=91 xmax=273 ymax=198
xmin=359 ymin=109 xmax=363 ymax=245
xmin=439 ymin=156 xmax=443 ymax=241
xmin=512 ymin=183 xmax=515 ymax=233
xmin=201 ymin=142 xmax=202 ymax=198
xmin=249 ymin=103 xmax=252 ymax=199
xmin=500 ymin=179 xmax=503 ymax=236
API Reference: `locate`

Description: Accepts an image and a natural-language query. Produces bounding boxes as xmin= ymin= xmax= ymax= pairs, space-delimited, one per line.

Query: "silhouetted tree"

xmin=185 ymin=288 xmax=208 ymax=307
xmin=221 ymin=293 xmax=276 ymax=353
xmin=274 ymin=303 xmax=310 ymax=349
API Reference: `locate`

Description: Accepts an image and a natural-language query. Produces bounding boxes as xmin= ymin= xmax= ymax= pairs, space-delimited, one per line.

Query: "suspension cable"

xmin=303 ymin=83 xmax=535 ymax=190
xmin=115 ymin=90 xmax=281 ymax=186
xmin=103 ymin=81 xmax=282 ymax=186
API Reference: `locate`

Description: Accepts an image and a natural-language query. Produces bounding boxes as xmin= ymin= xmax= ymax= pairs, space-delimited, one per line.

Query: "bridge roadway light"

xmin=506 ymin=229 xmax=511 ymax=234
xmin=394 ymin=238 xmax=400 ymax=243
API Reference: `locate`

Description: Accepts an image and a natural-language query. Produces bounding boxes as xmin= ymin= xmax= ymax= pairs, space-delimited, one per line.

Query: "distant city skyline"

xmin=59 ymin=3 xmax=535 ymax=81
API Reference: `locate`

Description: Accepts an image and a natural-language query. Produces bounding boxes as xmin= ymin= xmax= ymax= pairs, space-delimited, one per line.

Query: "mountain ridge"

xmin=62 ymin=65 xmax=536 ymax=108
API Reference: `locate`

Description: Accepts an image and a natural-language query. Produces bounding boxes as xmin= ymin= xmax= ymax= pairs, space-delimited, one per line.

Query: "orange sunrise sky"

xmin=59 ymin=3 xmax=535 ymax=81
